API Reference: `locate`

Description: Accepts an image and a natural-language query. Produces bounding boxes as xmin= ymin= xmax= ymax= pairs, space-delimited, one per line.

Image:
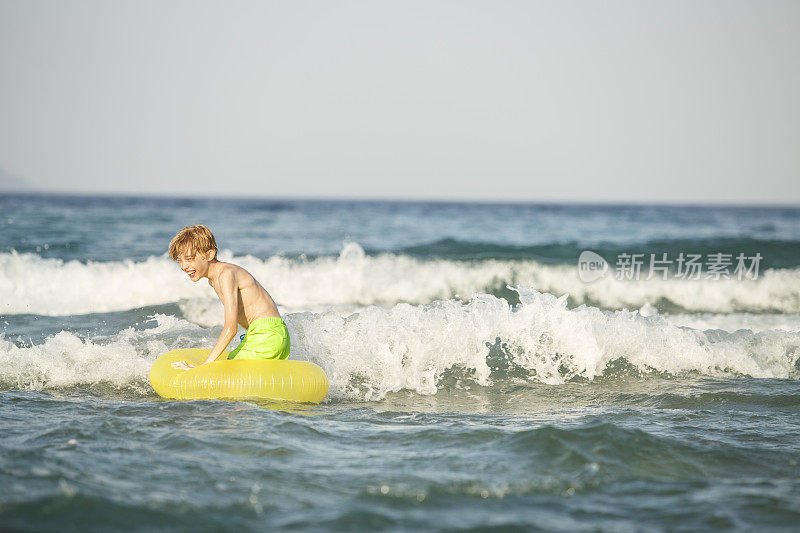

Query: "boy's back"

xmin=207 ymin=261 xmax=280 ymax=330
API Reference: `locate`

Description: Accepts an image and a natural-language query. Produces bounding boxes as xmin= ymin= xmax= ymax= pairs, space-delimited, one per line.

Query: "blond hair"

xmin=168 ymin=225 xmax=218 ymax=260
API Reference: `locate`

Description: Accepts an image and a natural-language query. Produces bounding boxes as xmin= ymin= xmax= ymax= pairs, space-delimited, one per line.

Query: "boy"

xmin=168 ymin=225 xmax=290 ymax=370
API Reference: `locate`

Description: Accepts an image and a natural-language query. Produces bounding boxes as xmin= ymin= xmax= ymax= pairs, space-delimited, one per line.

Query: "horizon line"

xmin=1 ymin=188 xmax=800 ymax=209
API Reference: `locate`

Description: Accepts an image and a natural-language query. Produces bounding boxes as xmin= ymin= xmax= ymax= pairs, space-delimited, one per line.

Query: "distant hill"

xmin=0 ymin=165 xmax=36 ymax=192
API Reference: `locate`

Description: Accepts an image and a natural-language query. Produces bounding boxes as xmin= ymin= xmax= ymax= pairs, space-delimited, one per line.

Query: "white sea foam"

xmin=2 ymin=243 xmax=800 ymax=317
xmin=4 ymin=289 xmax=797 ymax=401
xmin=296 ymin=287 xmax=800 ymax=399
xmin=0 ymin=251 xmax=204 ymax=315
xmin=0 ymin=314 xmax=211 ymax=393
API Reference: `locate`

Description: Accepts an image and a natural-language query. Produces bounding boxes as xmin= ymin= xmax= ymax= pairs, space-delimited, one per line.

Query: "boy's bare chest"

xmin=209 ymin=280 xmax=246 ymax=304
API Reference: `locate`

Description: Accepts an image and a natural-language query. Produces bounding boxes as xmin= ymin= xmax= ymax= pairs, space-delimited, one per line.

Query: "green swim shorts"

xmin=227 ymin=316 xmax=291 ymax=360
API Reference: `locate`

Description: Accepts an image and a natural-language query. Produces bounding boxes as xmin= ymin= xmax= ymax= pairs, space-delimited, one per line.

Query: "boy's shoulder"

xmin=215 ymin=261 xmax=255 ymax=280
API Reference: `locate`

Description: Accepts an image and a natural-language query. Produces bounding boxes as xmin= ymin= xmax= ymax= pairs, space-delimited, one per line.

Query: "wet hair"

xmin=168 ymin=225 xmax=218 ymax=260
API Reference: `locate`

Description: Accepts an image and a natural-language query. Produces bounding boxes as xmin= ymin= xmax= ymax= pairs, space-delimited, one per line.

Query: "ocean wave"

xmin=0 ymin=314 xmax=206 ymax=394
xmin=297 ymin=287 xmax=800 ymax=399
xmin=2 ymin=243 xmax=800 ymax=317
xmin=2 ymin=288 xmax=798 ymax=400
xmin=1 ymin=243 xmax=513 ymax=316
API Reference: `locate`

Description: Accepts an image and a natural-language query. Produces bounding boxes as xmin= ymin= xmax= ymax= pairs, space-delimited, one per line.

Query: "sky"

xmin=0 ymin=0 xmax=798 ymax=204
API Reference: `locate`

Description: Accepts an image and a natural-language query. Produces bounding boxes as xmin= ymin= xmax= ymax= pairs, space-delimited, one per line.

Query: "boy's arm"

xmin=201 ymin=269 xmax=240 ymax=365
xmin=172 ymin=269 xmax=239 ymax=370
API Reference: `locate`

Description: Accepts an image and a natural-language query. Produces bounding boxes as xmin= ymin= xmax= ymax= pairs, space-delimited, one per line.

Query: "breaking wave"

xmin=2 ymin=288 xmax=798 ymax=401
xmin=2 ymin=242 xmax=800 ymax=317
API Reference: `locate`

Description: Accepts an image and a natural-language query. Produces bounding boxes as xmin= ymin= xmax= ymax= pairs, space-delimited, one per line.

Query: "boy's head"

xmin=169 ymin=225 xmax=218 ymax=281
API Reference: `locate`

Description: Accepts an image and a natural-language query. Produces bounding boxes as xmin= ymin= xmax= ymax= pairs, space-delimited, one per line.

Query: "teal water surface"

xmin=2 ymin=194 xmax=800 ymax=531
xmin=2 ymin=376 xmax=799 ymax=532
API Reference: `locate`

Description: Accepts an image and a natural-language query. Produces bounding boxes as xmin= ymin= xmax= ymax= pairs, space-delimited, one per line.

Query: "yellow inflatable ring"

xmin=149 ymin=349 xmax=329 ymax=403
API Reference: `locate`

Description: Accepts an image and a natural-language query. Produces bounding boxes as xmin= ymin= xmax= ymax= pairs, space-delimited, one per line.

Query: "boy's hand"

xmin=171 ymin=360 xmax=196 ymax=371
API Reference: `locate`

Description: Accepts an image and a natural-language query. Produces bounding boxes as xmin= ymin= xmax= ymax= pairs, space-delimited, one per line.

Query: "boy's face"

xmin=176 ymin=248 xmax=215 ymax=282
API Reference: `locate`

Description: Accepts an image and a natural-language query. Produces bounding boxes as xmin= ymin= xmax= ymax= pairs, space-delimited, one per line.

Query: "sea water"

xmin=1 ymin=194 xmax=799 ymax=531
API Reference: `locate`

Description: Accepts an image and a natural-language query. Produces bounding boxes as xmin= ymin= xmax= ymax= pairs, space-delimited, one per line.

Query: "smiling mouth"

xmin=186 ymin=270 xmax=196 ymax=277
